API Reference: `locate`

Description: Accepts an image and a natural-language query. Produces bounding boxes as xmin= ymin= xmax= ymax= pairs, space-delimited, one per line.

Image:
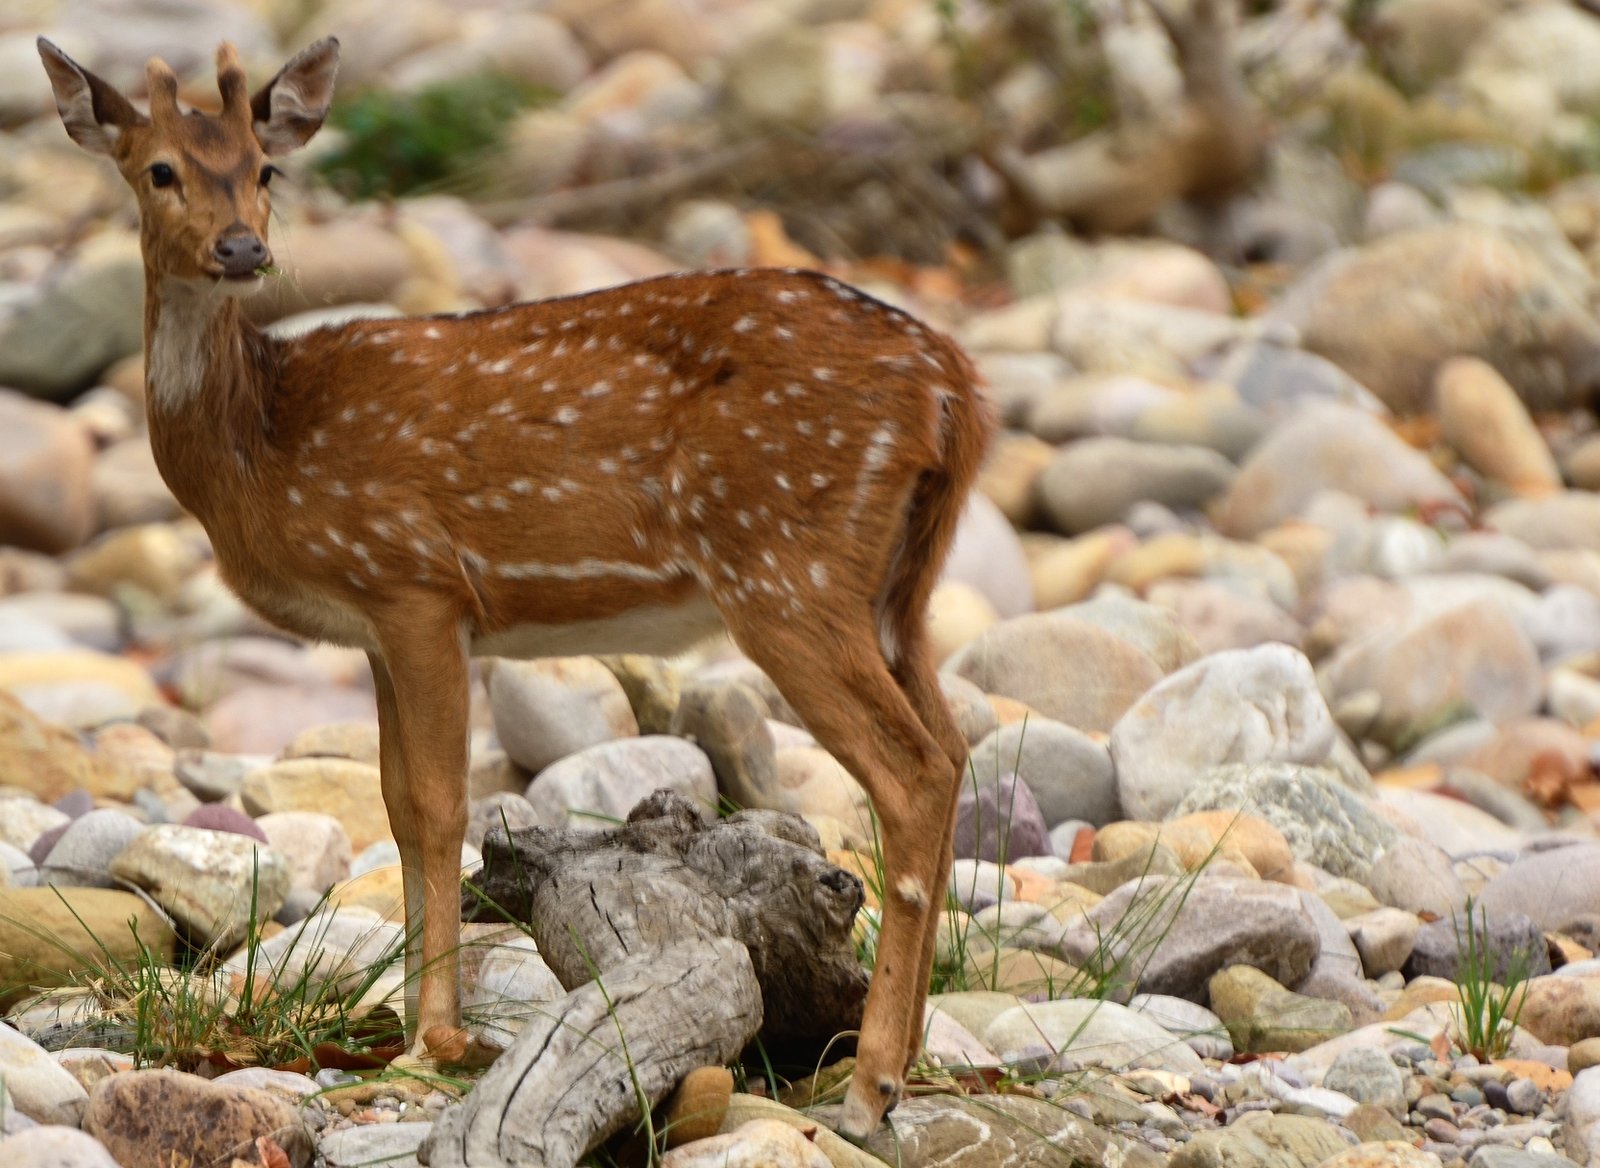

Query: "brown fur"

xmin=38 ymin=36 xmax=994 ymax=1137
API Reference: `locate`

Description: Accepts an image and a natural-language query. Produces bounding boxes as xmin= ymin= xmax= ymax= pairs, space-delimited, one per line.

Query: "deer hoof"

xmin=836 ymin=1074 xmax=900 ymax=1143
xmin=421 ymin=1025 xmax=470 ymax=1064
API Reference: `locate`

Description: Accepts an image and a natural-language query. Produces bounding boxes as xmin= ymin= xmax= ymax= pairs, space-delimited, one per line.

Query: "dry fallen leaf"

xmin=1430 ymin=1028 xmax=1453 ymax=1063
xmin=255 ymin=1135 xmax=292 ymax=1168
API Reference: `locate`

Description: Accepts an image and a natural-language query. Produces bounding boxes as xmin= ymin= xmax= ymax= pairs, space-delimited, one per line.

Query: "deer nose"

xmin=213 ymin=233 xmax=268 ymax=278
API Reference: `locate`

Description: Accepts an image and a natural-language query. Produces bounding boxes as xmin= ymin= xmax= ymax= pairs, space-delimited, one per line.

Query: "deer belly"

xmin=469 ymin=590 xmax=725 ymax=660
xmin=244 ymin=581 xmax=379 ymax=650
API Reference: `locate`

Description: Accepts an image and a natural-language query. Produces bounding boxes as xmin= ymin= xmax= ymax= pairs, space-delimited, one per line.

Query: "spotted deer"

xmin=38 ymin=36 xmax=993 ymax=1136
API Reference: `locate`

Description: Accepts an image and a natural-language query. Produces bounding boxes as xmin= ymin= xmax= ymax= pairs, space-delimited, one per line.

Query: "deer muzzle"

xmin=212 ymin=231 xmax=269 ymax=279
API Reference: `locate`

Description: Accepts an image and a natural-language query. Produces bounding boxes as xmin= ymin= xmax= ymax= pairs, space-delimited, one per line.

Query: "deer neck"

xmin=143 ymin=271 xmax=279 ymax=518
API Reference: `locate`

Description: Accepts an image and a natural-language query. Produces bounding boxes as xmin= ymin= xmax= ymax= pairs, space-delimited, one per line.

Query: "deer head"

xmin=37 ymin=37 xmax=340 ymax=291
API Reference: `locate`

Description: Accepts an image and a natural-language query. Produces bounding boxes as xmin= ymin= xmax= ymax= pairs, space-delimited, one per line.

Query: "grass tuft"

xmin=3 ymin=871 xmax=408 ymax=1073
xmin=1450 ymin=898 xmax=1533 ymax=1061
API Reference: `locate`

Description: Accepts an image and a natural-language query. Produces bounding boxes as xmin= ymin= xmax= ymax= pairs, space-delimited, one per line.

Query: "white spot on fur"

xmin=895 ymin=876 xmax=929 ymax=910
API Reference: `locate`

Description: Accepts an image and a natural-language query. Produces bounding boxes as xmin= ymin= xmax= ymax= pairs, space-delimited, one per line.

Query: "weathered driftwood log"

xmin=467 ymin=789 xmax=869 ymax=1045
xmin=992 ymin=0 xmax=1266 ymax=234
xmin=420 ymin=937 xmax=762 ymax=1168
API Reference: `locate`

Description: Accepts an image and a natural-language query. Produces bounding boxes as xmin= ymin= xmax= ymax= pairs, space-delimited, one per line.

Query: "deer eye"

xmin=149 ymin=162 xmax=175 ymax=188
xmin=260 ymin=165 xmax=278 ymax=187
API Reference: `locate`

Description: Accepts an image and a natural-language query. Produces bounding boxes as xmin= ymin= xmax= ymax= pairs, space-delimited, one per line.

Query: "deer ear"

xmin=250 ymin=37 xmax=339 ymax=157
xmin=37 ymin=37 xmax=146 ymax=157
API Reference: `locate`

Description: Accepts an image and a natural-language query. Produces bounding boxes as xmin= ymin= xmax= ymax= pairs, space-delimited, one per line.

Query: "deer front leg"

xmin=369 ymin=653 xmax=426 ymax=1034
xmin=371 ymin=613 xmax=471 ymax=1060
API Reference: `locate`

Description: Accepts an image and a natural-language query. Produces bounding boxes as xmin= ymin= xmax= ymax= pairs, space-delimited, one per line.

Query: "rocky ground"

xmin=4 ymin=0 xmax=1600 ymax=1166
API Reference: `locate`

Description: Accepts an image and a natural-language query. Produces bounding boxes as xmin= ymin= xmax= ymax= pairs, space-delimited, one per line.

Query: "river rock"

xmin=1486 ymin=491 xmax=1600 ymax=554
xmin=0 ymin=234 xmax=144 ymax=400
xmin=1058 ymin=594 xmax=1203 ymax=673
xmin=256 ymin=811 xmax=354 ymax=893
xmin=1171 ymin=763 xmax=1395 ymax=879
xmin=1404 ymin=909 xmax=1550 ymax=983
xmin=1435 ymin=358 xmax=1561 ymax=492
xmin=1516 ymin=976 xmax=1600 ymax=1047
xmin=240 ymin=757 xmax=392 ymax=851
xmin=984 ymin=998 xmax=1205 ymax=1074
xmin=525 ymin=735 xmax=716 ymax=828
xmin=968 ymin=718 xmax=1118 ymax=828
xmin=0 ymin=1127 xmax=123 ymax=1166
xmin=0 ymin=886 xmax=177 ymax=993
xmin=1324 ymin=1046 xmax=1408 ymax=1118
xmin=1345 ymin=907 xmax=1421 ymax=976
xmin=946 ymin=613 xmax=1164 ymax=733
xmin=1318 ymin=598 xmax=1541 ymax=750
xmin=1209 ymin=964 xmax=1355 ymax=1053
xmin=460 ymin=928 xmax=566 ymax=1049
xmin=1145 ymin=578 xmax=1304 ymax=654
xmin=843 ymin=1092 xmax=1165 ymax=1168
xmin=320 ymin=1123 xmax=432 ymax=1168
xmin=1213 ymin=404 xmax=1464 ymax=537
xmin=1035 ymin=437 xmax=1236 ymax=534
xmin=0 ymin=1020 xmax=88 ymax=1126
xmin=1271 ymin=224 xmax=1600 ymax=413
xmin=36 ymin=808 xmax=143 ymax=888
xmin=1361 ymin=837 xmax=1469 ymax=918
xmin=660 ymin=1118 xmax=828 ymax=1168
xmin=943 ymin=492 xmax=1036 ymax=618
xmin=0 ymin=392 xmax=96 ymax=555
xmin=1475 ymin=843 xmax=1600 ymax=932
xmin=1169 ymin=1112 xmax=1352 ymax=1168
xmin=0 ymin=649 xmax=163 ymax=731
xmin=952 ymin=772 xmax=1050 ymax=863
xmin=109 ymin=824 xmax=291 ymax=948
xmin=487 ymin=656 xmax=639 ymax=775
xmin=1111 ymin=644 xmax=1340 ymax=821
xmin=1129 ymin=993 xmax=1235 ymax=1060
xmin=83 ymin=1069 xmax=313 ymax=1168
xmin=670 ymin=680 xmax=777 ymax=812
xmin=1059 ymin=876 xmax=1321 ymax=1003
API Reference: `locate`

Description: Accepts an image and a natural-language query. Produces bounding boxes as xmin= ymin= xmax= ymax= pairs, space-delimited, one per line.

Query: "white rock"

xmin=525 ymin=736 xmax=715 ymax=829
xmin=0 ymin=1125 xmax=122 ymax=1166
xmin=0 ymin=1020 xmax=88 ymax=1127
xmin=984 ymin=999 xmax=1205 ymax=1074
xmin=1111 ymin=645 xmax=1340 ymax=821
xmin=257 ymin=811 xmax=353 ymax=893
xmin=109 ymin=825 xmax=291 ymax=949
xmin=1563 ymin=1066 xmax=1600 ymax=1166
xmin=224 ymin=907 xmax=404 ymax=997
xmin=487 ymin=657 xmax=638 ymax=774
xmin=463 ymin=932 xmax=566 ymax=1049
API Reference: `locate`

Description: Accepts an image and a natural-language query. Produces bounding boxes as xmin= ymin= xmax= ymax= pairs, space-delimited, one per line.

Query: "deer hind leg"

xmin=369 ymin=612 xmax=471 ymax=1060
xmin=886 ymin=633 xmax=968 ymax=1074
xmin=724 ymin=606 xmax=957 ymax=1141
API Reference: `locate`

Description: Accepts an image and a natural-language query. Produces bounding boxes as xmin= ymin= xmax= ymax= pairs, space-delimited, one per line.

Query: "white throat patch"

xmin=148 ymin=278 xmax=229 ymax=410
